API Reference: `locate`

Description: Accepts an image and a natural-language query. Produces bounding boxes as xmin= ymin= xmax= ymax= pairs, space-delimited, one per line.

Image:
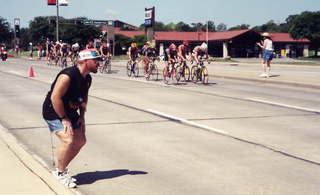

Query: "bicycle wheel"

xmin=201 ymin=66 xmax=209 ymax=84
xmin=175 ymin=65 xmax=182 ymax=82
xmin=126 ymin=61 xmax=132 ymax=77
xmin=133 ymin=62 xmax=139 ymax=77
xmin=106 ymin=61 xmax=111 ymax=73
xmin=183 ymin=65 xmax=191 ymax=82
xmin=150 ymin=64 xmax=159 ymax=81
xmin=191 ymin=65 xmax=198 ymax=83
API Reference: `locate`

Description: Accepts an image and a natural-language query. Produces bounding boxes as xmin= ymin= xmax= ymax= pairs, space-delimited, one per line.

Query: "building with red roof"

xmin=101 ymin=24 xmax=310 ymax=58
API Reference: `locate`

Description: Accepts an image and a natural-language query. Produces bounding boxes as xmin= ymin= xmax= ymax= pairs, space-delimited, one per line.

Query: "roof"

xmin=112 ymin=28 xmax=310 ymax=43
xmin=268 ymin=33 xmax=310 ymax=43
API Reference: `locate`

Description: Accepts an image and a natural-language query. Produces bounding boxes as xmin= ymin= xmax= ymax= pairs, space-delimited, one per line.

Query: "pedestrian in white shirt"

xmin=257 ymin=32 xmax=273 ymax=78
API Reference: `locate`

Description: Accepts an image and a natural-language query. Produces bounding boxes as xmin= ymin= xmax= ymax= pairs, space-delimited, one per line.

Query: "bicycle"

xmin=175 ymin=61 xmax=191 ymax=82
xmin=191 ymin=57 xmax=209 ymax=84
xmin=71 ymin=52 xmax=79 ymax=66
xmin=163 ymin=60 xmax=179 ymax=84
xmin=100 ymin=56 xmax=111 ymax=74
xmin=60 ymin=55 xmax=68 ymax=69
xmin=126 ymin=57 xmax=139 ymax=77
xmin=47 ymin=52 xmax=55 ymax=66
xmin=145 ymin=56 xmax=159 ymax=81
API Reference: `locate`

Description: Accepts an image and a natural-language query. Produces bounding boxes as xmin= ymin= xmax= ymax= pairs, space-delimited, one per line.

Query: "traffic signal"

xmin=14 ymin=25 xmax=20 ymax=38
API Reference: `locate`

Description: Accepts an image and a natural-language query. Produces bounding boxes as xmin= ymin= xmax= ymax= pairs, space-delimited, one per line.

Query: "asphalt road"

xmin=0 ymin=59 xmax=320 ymax=195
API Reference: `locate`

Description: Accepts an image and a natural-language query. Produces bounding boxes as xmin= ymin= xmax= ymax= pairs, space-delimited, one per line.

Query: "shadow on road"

xmin=73 ymin=169 xmax=148 ymax=185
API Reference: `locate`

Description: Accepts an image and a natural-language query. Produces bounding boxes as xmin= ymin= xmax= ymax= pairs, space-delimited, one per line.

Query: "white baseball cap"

xmin=78 ymin=49 xmax=102 ymax=61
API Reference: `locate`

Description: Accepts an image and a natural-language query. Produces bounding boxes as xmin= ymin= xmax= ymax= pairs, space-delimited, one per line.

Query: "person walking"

xmin=42 ymin=48 xmax=101 ymax=188
xmin=257 ymin=32 xmax=273 ymax=78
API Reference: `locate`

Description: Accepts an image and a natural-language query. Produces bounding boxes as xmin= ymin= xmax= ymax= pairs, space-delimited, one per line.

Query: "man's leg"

xmin=55 ymin=128 xmax=86 ymax=172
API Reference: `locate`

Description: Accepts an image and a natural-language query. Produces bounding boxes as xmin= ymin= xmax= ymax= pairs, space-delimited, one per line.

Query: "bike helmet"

xmin=169 ymin=43 xmax=177 ymax=50
xmin=131 ymin=42 xmax=137 ymax=48
xmin=200 ymin=42 xmax=208 ymax=51
xmin=183 ymin=40 xmax=189 ymax=45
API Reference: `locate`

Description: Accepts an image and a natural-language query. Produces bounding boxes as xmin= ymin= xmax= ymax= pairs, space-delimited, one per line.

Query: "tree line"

xmin=0 ymin=11 xmax=319 ymax=56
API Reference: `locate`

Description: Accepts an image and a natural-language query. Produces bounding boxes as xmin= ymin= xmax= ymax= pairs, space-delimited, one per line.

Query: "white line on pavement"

xmin=247 ymin=98 xmax=320 ymax=113
xmin=146 ymin=109 xmax=229 ymax=135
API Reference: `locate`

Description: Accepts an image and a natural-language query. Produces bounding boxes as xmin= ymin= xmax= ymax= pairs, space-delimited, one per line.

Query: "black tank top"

xmin=42 ymin=66 xmax=92 ymax=121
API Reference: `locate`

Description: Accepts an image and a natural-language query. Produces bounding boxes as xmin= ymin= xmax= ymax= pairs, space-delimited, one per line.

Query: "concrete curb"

xmin=212 ymin=74 xmax=320 ymax=90
xmin=0 ymin=124 xmax=75 ymax=195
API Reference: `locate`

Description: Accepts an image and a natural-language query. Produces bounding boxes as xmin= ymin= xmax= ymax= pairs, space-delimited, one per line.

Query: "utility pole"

xmin=56 ymin=0 xmax=59 ymax=42
xmin=206 ymin=20 xmax=209 ymax=50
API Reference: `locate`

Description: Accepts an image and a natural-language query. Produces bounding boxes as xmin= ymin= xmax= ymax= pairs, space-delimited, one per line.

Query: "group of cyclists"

xmin=45 ymin=39 xmax=112 ymax=69
xmin=44 ymin=38 xmax=209 ymax=82
xmin=127 ymin=40 xmax=209 ymax=83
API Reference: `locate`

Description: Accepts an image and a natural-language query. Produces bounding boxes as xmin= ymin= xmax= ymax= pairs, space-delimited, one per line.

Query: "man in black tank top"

xmin=42 ymin=48 xmax=101 ymax=188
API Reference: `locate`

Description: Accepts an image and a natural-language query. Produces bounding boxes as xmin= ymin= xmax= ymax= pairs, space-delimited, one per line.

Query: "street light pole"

xmin=56 ymin=0 xmax=59 ymax=42
xmin=206 ymin=20 xmax=209 ymax=53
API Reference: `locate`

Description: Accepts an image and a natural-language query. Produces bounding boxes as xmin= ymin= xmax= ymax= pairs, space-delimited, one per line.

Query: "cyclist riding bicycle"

xmin=46 ymin=41 xmax=54 ymax=61
xmin=193 ymin=42 xmax=208 ymax=65
xmin=164 ymin=43 xmax=178 ymax=75
xmin=100 ymin=41 xmax=112 ymax=59
xmin=178 ymin=40 xmax=191 ymax=63
xmin=71 ymin=42 xmax=80 ymax=57
xmin=53 ymin=42 xmax=62 ymax=62
xmin=142 ymin=41 xmax=157 ymax=77
xmin=60 ymin=43 xmax=69 ymax=67
xmin=127 ymin=42 xmax=140 ymax=62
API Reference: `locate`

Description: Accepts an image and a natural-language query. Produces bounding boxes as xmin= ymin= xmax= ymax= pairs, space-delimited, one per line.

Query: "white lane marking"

xmin=8 ymin=70 xmax=24 ymax=76
xmin=147 ymin=109 xmax=229 ymax=135
xmin=247 ymin=98 xmax=320 ymax=113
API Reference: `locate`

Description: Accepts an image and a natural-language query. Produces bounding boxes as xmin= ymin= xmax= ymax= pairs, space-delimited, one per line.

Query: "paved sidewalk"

xmin=0 ymin=124 xmax=75 ymax=195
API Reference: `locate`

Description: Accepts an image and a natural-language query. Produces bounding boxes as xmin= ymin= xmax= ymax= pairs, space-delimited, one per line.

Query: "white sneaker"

xmin=259 ymin=73 xmax=267 ymax=78
xmin=52 ymin=168 xmax=77 ymax=188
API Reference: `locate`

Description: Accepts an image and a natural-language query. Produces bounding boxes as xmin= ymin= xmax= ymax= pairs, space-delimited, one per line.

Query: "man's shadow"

xmin=73 ymin=169 xmax=148 ymax=185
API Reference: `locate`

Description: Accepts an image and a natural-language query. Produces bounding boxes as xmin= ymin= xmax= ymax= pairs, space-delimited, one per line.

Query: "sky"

xmin=1 ymin=0 xmax=320 ymax=29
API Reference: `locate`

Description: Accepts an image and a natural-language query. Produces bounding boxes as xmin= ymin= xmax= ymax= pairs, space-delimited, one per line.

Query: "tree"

xmin=133 ymin=34 xmax=147 ymax=47
xmin=216 ymin=23 xmax=227 ymax=32
xmin=0 ymin=17 xmax=13 ymax=45
xmin=207 ymin=21 xmax=216 ymax=32
xmin=114 ymin=34 xmax=132 ymax=55
xmin=29 ymin=16 xmax=55 ymax=43
xmin=288 ymin=11 xmax=320 ymax=56
xmin=28 ymin=16 xmax=100 ymax=47
xmin=228 ymin=24 xmax=250 ymax=31
xmin=175 ymin=22 xmax=192 ymax=32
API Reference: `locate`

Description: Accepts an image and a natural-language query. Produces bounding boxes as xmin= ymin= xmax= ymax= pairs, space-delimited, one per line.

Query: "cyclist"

xmin=60 ymin=43 xmax=69 ymax=67
xmin=127 ymin=42 xmax=140 ymax=73
xmin=71 ymin=42 xmax=80 ymax=62
xmin=100 ymin=41 xmax=112 ymax=59
xmin=54 ymin=42 xmax=62 ymax=63
xmin=142 ymin=41 xmax=157 ymax=77
xmin=178 ymin=40 xmax=191 ymax=63
xmin=164 ymin=43 xmax=178 ymax=76
xmin=128 ymin=42 xmax=140 ymax=62
xmin=193 ymin=42 xmax=208 ymax=65
xmin=46 ymin=41 xmax=54 ymax=61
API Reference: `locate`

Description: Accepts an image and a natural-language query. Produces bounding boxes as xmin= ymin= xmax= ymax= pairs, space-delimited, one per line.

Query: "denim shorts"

xmin=45 ymin=119 xmax=81 ymax=133
xmin=263 ymin=50 xmax=273 ymax=61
